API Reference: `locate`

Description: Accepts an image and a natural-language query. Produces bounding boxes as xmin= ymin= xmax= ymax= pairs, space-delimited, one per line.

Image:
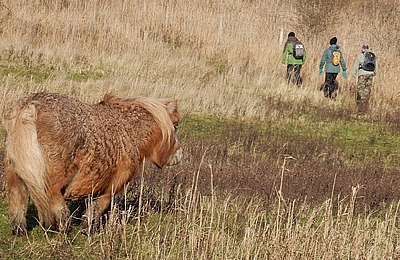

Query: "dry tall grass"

xmin=0 ymin=0 xmax=399 ymax=119
xmin=0 ymin=0 xmax=400 ymax=258
xmin=8 ymin=165 xmax=399 ymax=259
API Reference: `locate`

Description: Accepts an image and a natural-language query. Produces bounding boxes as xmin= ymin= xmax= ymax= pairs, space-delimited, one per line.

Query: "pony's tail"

xmin=5 ymin=102 xmax=53 ymax=226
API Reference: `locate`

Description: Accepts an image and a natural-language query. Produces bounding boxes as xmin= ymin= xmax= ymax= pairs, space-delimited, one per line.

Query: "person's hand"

xmin=342 ymin=71 xmax=347 ymax=78
xmin=319 ymin=69 xmax=323 ymax=76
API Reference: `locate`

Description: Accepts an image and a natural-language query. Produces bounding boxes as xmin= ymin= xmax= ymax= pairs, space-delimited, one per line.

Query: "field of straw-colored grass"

xmin=0 ymin=0 xmax=399 ymax=119
xmin=0 ymin=0 xmax=400 ymax=259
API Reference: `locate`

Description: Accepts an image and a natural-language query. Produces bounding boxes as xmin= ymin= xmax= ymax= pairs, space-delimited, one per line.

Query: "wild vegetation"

xmin=0 ymin=0 xmax=400 ymax=258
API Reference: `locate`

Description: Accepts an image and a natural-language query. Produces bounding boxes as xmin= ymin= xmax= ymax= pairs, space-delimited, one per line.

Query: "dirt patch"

xmin=1 ymin=118 xmax=400 ymax=214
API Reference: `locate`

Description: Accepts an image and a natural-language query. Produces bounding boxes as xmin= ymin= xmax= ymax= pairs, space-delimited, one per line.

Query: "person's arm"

xmin=281 ymin=43 xmax=289 ymax=64
xmin=319 ymin=50 xmax=326 ymax=70
xmin=351 ymin=54 xmax=360 ymax=77
xmin=340 ymin=51 xmax=347 ymax=72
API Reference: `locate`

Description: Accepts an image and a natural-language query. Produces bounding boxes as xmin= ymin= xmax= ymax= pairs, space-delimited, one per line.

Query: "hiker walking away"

xmin=281 ymin=32 xmax=306 ymax=87
xmin=351 ymin=44 xmax=377 ymax=114
xmin=319 ymin=37 xmax=347 ymax=99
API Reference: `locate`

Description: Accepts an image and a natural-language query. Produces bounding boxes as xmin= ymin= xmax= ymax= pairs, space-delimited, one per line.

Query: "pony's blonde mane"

xmin=134 ymin=97 xmax=174 ymax=145
xmin=102 ymin=94 xmax=174 ymax=145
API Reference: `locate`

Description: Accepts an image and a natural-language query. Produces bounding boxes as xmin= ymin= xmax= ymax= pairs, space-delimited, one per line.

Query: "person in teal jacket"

xmin=319 ymin=37 xmax=347 ymax=99
xmin=282 ymin=32 xmax=306 ymax=87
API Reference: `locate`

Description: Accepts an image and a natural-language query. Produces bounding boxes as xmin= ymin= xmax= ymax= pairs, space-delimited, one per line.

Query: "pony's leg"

xmin=6 ymin=164 xmax=28 ymax=236
xmin=50 ymin=194 xmax=71 ymax=233
xmin=81 ymin=160 xmax=134 ymax=234
xmin=48 ymin=168 xmax=71 ymax=233
xmin=81 ymin=193 xmax=113 ymax=234
xmin=81 ymin=181 xmax=129 ymax=235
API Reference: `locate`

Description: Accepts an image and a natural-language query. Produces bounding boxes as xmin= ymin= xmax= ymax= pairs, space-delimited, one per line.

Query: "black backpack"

xmin=292 ymin=41 xmax=304 ymax=59
xmin=361 ymin=52 xmax=376 ymax=71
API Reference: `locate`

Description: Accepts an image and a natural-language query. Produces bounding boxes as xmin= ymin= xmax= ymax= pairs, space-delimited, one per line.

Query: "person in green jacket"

xmin=282 ymin=32 xmax=306 ymax=87
xmin=319 ymin=37 xmax=347 ymax=99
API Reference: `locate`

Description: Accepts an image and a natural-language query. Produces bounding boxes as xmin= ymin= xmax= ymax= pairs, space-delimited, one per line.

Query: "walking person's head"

xmin=361 ymin=44 xmax=369 ymax=52
xmin=330 ymin=37 xmax=337 ymax=45
xmin=288 ymin=32 xmax=295 ymax=37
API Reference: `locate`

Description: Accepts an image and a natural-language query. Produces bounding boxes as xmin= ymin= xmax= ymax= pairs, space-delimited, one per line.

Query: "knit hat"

xmin=288 ymin=32 xmax=295 ymax=37
xmin=330 ymin=37 xmax=337 ymax=45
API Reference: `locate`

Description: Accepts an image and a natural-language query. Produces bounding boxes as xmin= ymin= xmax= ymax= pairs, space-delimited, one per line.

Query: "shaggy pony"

xmin=3 ymin=92 xmax=182 ymax=235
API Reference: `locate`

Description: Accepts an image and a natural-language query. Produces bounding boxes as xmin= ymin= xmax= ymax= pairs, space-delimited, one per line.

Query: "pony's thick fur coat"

xmin=4 ymin=92 xmax=181 ymax=235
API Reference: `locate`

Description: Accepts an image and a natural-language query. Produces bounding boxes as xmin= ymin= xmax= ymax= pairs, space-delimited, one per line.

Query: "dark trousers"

xmin=286 ymin=64 xmax=302 ymax=86
xmin=323 ymin=73 xmax=338 ymax=99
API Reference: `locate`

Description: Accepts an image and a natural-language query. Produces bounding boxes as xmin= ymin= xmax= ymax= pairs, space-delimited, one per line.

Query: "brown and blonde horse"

xmin=3 ymin=92 xmax=182 ymax=235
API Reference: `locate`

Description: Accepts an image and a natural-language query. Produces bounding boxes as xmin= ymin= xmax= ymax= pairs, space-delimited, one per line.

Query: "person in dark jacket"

xmin=282 ymin=32 xmax=306 ymax=87
xmin=319 ymin=37 xmax=347 ymax=99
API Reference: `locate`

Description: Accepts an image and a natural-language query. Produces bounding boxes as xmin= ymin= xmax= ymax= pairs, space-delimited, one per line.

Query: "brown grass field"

xmin=0 ymin=0 xmax=400 ymax=258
